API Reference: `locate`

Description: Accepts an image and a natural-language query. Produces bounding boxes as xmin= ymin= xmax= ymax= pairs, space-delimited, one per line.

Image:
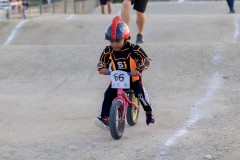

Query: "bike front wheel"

xmin=109 ymin=100 xmax=125 ymax=140
xmin=127 ymin=92 xmax=140 ymax=126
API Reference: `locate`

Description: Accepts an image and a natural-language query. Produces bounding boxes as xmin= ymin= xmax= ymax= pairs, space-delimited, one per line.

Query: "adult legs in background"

xmin=100 ymin=0 xmax=111 ymax=14
xmin=121 ymin=0 xmax=148 ymax=44
xmin=136 ymin=10 xmax=146 ymax=40
xmin=107 ymin=1 xmax=112 ymax=14
xmin=121 ymin=0 xmax=131 ymax=25
xmin=226 ymin=0 xmax=235 ymax=13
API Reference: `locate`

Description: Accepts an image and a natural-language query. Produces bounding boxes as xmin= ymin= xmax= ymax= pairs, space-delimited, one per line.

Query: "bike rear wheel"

xmin=126 ymin=92 xmax=140 ymax=126
xmin=109 ymin=100 xmax=125 ymax=140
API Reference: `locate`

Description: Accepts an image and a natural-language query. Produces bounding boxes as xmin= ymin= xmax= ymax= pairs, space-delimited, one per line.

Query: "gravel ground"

xmin=0 ymin=2 xmax=240 ymax=160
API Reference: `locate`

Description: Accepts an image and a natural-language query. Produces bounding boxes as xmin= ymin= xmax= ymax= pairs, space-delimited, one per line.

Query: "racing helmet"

xmin=105 ymin=16 xmax=130 ymax=41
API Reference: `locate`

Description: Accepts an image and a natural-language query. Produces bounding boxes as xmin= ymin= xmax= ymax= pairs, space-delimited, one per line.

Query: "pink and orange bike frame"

xmin=113 ymin=88 xmax=140 ymax=119
xmin=108 ymin=71 xmax=140 ymax=120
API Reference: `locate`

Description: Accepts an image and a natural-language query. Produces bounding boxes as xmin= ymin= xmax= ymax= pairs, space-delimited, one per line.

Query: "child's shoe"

xmin=146 ymin=114 xmax=156 ymax=126
xmin=95 ymin=117 xmax=109 ymax=131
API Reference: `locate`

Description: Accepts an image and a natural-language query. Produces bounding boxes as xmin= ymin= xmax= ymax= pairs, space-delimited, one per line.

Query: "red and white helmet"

xmin=105 ymin=16 xmax=130 ymax=41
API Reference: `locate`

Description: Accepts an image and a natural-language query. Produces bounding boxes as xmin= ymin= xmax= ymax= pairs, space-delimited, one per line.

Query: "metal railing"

xmin=0 ymin=0 xmax=99 ymax=20
xmin=40 ymin=0 xmax=99 ymax=14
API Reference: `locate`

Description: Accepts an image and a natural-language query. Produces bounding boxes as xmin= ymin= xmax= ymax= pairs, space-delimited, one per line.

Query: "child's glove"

xmin=131 ymin=70 xmax=140 ymax=76
xmin=97 ymin=62 xmax=103 ymax=71
xmin=99 ymin=68 xmax=109 ymax=75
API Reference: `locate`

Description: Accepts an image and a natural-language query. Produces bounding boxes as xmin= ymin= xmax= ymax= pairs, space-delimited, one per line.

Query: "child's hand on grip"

xmin=99 ymin=68 xmax=109 ymax=75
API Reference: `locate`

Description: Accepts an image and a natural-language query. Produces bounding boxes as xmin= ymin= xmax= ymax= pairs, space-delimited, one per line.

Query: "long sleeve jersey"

xmin=97 ymin=41 xmax=150 ymax=82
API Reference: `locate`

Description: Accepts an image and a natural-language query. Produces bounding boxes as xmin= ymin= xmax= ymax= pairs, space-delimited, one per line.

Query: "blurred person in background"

xmin=100 ymin=0 xmax=112 ymax=14
xmin=226 ymin=0 xmax=235 ymax=13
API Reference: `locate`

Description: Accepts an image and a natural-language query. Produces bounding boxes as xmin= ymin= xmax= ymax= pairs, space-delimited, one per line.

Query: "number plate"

xmin=110 ymin=70 xmax=130 ymax=89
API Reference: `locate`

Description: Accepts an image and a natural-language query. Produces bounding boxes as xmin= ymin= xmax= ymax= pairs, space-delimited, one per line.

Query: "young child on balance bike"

xmin=96 ymin=16 xmax=156 ymax=129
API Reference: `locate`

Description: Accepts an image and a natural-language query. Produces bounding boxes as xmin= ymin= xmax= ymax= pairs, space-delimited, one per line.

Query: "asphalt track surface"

xmin=0 ymin=1 xmax=240 ymax=160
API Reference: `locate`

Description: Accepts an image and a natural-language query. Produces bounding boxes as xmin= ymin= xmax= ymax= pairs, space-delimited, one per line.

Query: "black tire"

xmin=109 ymin=100 xmax=125 ymax=140
xmin=126 ymin=92 xmax=140 ymax=126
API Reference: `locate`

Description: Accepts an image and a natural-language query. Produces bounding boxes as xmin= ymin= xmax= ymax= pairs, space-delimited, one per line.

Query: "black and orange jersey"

xmin=97 ymin=41 xmax=150 ymax=82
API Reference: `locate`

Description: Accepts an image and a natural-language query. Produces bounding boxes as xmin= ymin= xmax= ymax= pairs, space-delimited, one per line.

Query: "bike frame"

xmin=113 ymin=88 xmax=140 ymax=120
xmin=108 ymin=71 xmax=140 ymax=120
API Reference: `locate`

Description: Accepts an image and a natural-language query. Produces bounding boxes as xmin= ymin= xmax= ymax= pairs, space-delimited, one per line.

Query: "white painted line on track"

xmin=155 ymin=43 xmax=225 ymax=159
xmin=4 ymin=20 xmax=28 ymax=45
xmin=233 ymin=16 xmax=240 ymax=43
xmin=156 ymin=72 xmax=224 ymax=159
xmin=211 ymin=43 xmax=224 ymax=65
xmin=165 ymin=72 xmax=223 ymax=147
xmin=66 ymin=14 xmax=75 ymax=20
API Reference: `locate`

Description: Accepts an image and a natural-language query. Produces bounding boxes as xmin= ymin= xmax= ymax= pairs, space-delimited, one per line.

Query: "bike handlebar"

xmin=107 ymin=71 xmax=130 ymax=75
xmin=107 ymin=71 xmax=141 ymax=76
